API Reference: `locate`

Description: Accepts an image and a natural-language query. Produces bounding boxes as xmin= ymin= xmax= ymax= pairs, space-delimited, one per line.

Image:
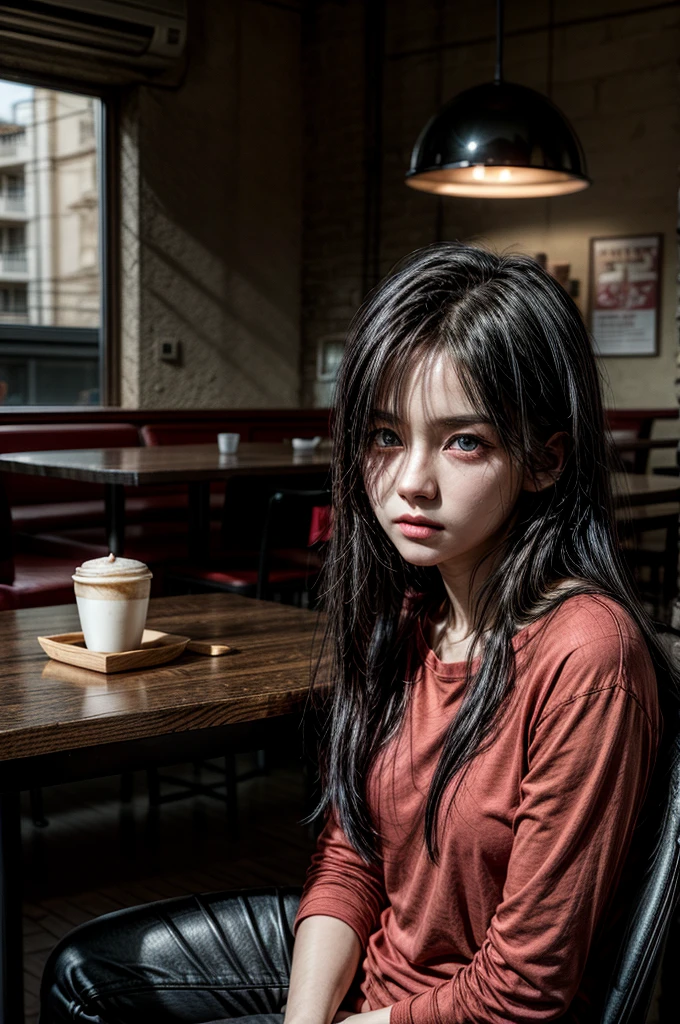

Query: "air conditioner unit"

xmin=0 ymin=0 xmax=187 ymax=86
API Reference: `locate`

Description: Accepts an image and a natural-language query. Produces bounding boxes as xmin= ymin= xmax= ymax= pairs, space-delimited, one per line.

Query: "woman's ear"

xmin=522 ymin=431 xmax=570 ymax=493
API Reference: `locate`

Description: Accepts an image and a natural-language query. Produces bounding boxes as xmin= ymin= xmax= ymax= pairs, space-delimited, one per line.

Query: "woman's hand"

xmin=283 ymin=997 xmax=375 ymax=1023
xmin=334 ymin=1008 xmax=391 ymax=1024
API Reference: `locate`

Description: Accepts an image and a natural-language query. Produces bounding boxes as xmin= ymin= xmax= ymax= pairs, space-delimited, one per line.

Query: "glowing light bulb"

xmin=499 ymin=168 xmax=512 ymax=182
xmin=472 ymin=166 xmax=485 ymax=180
xmin=467 ymin=141 xmax=477 ymax=152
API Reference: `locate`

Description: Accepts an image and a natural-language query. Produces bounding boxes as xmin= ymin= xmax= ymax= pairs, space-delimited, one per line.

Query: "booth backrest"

xmin=0 ymin=477 xmax=14 ymax=583
xmin=142 ymin=423 xmax=242 ymax=446
xmin=141 ymin=421 xmax=330 ymax=446
xmin=0 ymin=424 xmax=140 ymax=506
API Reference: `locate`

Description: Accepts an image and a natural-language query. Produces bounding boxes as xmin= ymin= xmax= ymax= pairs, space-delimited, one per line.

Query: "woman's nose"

xmin=397 ymin=448 xmax=438 ymax=503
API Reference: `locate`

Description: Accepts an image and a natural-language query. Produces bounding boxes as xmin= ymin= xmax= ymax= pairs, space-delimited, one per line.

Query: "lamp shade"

xmin=406 ymin=81 xmax=590 ymax=198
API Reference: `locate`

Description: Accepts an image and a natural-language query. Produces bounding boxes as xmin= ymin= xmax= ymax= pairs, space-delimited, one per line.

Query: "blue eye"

xmin=451 ymin=435 xmax=480 ymax=452
xmin=373 ymin=428 xmax=402 ymax=448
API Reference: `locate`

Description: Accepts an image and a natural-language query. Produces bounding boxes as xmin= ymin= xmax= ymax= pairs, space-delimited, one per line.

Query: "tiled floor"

xmin=21 ymin=752 xmax=317 ymax=1023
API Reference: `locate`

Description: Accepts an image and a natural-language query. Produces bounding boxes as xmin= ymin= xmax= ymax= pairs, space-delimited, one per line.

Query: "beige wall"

xmin=120 ymin=0 xmax=302 ymax=409
xmin=302 ymin=0 xmax=680 ymax=434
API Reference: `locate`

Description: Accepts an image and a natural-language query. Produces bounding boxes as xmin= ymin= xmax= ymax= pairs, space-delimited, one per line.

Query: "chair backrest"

xmin=221 ymin=472 xmax=330 ymax=552
xmin=600 ymin=651 xmax=680 ymax=1024
xmin=257 ymin=488 xmax=332 ymax=600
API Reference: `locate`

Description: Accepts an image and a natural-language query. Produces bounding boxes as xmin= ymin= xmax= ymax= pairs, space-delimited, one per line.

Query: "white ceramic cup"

xmin=217 ymin=432 xmax=240 ymax=454
xmin=291 ymin=436 xmax=322 ymax=452
xmin=73 ymin=554 xmax=153 ymax=653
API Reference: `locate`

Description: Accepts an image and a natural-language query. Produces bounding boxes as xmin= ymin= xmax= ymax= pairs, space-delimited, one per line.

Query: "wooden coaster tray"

xmin=38 ymin=629 xmax=191 ymax=674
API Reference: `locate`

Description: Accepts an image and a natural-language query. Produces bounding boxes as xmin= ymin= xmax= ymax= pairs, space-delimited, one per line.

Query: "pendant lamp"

xmin=405 ymin=0 xmax=590 ymax=199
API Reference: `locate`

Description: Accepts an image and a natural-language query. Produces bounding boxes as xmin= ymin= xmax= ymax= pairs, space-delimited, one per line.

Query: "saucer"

xmin=38 ymin=629 xmax=191 ymax=674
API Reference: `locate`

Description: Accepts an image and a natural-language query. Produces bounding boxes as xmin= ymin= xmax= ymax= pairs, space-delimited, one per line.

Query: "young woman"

xmin=283 ymin=242 xmax=675 ymax=1024
xmin=41 ymin=244 xmax=676 ymax=1024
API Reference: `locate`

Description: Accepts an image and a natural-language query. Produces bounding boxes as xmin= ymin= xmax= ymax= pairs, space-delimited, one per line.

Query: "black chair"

xmin=168 ymin=487 xmax=332 ymax=606
xmin=256 ymin=488 xmax=332 ymax=602
xmin=618 ymin=504 xmax=680 ymax=620
xmin=600 ymin=635 xmax=680 ymax=1023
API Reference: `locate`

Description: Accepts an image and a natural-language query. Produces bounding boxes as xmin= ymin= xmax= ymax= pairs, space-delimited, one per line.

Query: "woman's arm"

xmin=286 ymin=810 xmax=390 ymax=1024
xmin=283 ymin=914 xmax=362 ymax=1024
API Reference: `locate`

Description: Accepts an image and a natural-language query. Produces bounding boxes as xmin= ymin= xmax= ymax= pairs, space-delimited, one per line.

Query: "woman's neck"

xmin=429 ymin=610 xmax=482 ymax=663
xmin=435 ymin=550 xmax=498 ymax=651
xmin=429 ymin=575 xmax=586 ymax=663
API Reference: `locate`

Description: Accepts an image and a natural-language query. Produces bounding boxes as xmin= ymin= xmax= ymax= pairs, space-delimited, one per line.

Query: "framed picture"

xmin=316 ymin=334 xmax=345 ymax=382
xmin=589 ymin=234 xmax=662 ymax=356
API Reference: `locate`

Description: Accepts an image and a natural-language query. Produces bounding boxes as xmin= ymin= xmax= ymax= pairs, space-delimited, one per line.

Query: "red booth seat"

xmin=11 ymin=493 xmax=212 ymax=532
xmin=0 ymin=423 xmax=139 ymax=504
xmin=0 ymin=554 xmax=76 ymax=611
xmin=0 ymin=424 xmax=206 ymax=535
xmin=0 ymin=424 xmax=139 ymax=533
xmin=0 ymin=476 xmax=76 ymax=610
xmin=20 ymin=520 xmax=222 ymax=586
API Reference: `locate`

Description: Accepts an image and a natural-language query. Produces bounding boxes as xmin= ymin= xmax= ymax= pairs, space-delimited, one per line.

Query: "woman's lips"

xmin=396 ymin=521 xmax=443 ymax=539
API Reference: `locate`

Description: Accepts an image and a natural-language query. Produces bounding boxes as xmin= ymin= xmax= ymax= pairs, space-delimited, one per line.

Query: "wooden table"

xmin=612 ymin=472 xmax=680 ymax=507
xmin=613 ymin=438 xmax=678 ymax=453
xmin=0 ymin=593 xmax=327 ymax=1024
xmin=0 ymin=442 xmax=332 ymax=560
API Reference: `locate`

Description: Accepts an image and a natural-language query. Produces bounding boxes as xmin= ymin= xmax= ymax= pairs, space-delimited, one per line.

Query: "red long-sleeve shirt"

xmin=293 ymin=594 xmax=660 ymax=1024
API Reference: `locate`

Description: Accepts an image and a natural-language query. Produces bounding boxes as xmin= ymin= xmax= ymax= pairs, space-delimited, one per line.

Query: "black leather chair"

xmin=601 ymin=685 xmax=680 ymax=1023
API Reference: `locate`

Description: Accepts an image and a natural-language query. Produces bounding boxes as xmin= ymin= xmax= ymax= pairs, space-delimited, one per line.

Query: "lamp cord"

xmin=494 ymin=0 xmax=504 ymax=84
xmin=547 ymin=0 xmax=555 ymax=99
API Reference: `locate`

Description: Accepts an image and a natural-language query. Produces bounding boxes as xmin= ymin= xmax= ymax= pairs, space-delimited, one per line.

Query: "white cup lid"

xmin=74 ymin=553 xmax=152 ymax=580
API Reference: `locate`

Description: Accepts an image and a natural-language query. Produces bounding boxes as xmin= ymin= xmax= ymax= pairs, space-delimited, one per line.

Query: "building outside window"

xmin=0 ymin=78 xmax=102 ymax=406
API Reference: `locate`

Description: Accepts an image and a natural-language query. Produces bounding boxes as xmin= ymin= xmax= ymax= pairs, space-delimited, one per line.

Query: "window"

xmin=0 ymin=78 xmax=103 ymax=406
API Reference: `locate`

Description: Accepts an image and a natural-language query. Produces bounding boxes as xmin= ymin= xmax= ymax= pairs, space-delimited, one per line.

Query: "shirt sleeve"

xmin=293 ymin=811 xmax=388 ymax=949
xmin=390 ymin=639 xmax=659 ymax=1024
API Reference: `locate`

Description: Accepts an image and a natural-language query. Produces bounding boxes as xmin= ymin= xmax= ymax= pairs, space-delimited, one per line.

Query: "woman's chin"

xmin=396 ymin=544 xmax=447 ymax=568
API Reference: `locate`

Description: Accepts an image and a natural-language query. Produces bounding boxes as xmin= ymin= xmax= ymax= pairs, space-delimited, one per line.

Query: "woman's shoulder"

xmin=527 ymin=589 xmax=646 ymax=649
xmin=516 ymin=590 xmax=658 ymax=723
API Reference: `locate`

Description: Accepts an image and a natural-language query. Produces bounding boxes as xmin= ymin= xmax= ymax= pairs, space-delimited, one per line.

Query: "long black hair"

xmin=309 ymin=241 xmax=679 ymax=866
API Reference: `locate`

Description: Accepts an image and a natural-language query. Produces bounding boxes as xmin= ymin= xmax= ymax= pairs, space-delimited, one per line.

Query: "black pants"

xmin=39 ymin=886 xmax=307 ymax=1024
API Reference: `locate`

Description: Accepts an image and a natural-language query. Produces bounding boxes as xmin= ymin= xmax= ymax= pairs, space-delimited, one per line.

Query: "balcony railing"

xmin=0 ymin=192 xmax=27 ymax=216
xmin=0 ymin=132 xmax=30 ymax=164
xmin=0 ymin=250 xmax=28 ymax=275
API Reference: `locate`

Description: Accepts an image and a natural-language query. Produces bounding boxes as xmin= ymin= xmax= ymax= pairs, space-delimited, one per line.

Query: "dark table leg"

xmin=105 ymin=483 xmax=126 ymax=556
xmin=0 ymin=790 xmax=23 ymax=1024
xmin=188 ymin=481 xmax=211 ymax=562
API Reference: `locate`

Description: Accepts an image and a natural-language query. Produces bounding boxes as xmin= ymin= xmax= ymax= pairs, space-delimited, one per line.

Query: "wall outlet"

xmin=159 ymin=339 xmax=181 ymax=363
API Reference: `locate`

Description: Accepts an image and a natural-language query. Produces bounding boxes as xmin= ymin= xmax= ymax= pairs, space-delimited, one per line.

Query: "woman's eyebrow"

xmin=372 ymin=409 xmax=493 ymax=428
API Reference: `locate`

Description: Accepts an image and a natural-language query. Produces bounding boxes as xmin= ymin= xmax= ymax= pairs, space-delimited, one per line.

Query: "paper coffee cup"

xmin=73 ymin=554 xmax=153 ymax=653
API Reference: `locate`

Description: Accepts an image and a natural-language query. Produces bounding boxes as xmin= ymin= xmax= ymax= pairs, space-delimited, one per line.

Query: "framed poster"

xmin=316 ymin=334 xmax=345 ymax=382
xmin=589 ymin=234 xmax=662 ymax=356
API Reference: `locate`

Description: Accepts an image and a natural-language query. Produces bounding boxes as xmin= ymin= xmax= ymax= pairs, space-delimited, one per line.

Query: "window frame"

xmin=0 ymin=68 xmax=119 ymax=407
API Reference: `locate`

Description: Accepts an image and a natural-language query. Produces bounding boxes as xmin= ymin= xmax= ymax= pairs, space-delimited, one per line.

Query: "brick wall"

xmin=301 ymin=0 xmax=680 ymax=421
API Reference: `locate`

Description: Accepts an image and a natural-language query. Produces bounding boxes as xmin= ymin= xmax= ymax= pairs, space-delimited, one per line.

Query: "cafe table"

xmin=611 ymin=472 xmax=680 ymax=507
xmin=0 ymin=592 xmax=327 ymax=1024
xmin=0 ymin=442 xmax=332 ymax=561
